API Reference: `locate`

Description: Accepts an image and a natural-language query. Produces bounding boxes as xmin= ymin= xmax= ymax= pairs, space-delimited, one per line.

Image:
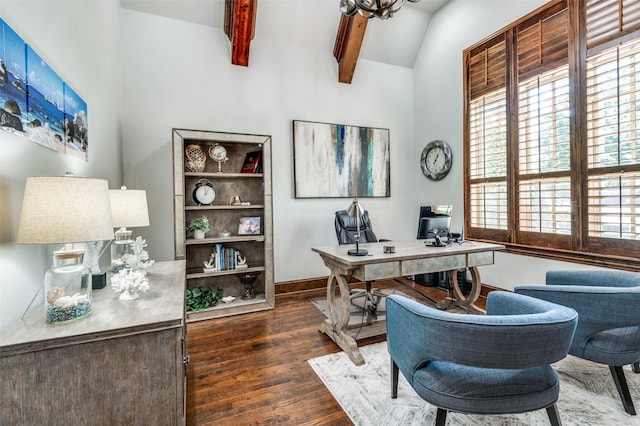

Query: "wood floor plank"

xmin=186 ymin=279 xmax=483 ymax=425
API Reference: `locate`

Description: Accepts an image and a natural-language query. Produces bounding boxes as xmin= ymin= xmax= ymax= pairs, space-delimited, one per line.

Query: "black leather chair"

xmin=334 ymin=210 xmax=387 ymax=313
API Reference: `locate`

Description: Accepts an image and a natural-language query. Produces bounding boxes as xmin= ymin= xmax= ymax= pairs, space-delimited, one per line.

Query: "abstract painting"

xmin=293 ymin=120 xmax=390 ymax=198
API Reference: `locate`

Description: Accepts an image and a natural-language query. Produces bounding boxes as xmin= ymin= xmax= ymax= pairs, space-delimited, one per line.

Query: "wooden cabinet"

xmin=0 ymin=260 xmax=187 ymax=425
xmin=172 ymin=129 xmax=274 ymax=321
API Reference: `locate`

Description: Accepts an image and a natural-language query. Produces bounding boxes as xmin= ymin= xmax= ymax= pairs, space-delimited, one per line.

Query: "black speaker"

xmin=414 ymin=269 xmax=471 ymax=295
xmin=414 ymin=271 xmax=449 ymax=287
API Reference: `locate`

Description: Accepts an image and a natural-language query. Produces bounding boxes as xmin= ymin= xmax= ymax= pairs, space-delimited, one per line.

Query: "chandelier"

xmin=339 ymin=0 xmax=421 ymax=20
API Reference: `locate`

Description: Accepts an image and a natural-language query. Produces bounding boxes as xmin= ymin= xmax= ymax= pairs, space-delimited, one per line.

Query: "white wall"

xmin=413 ymin=0 xmax=609 ymax=290
xmin=0 ymin=0 xmax=123 ymax=331
xmin=1 ymin=0 xmax=621 ymax=332
xmin=119 ymin=8 xmax=418 ymax=283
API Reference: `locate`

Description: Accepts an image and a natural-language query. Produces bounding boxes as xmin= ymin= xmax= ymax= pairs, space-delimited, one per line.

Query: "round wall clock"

xmin=193 ymin=179 xmax=215 ymax=205
xmin=421 ymin=140 xmax=452 ymax=181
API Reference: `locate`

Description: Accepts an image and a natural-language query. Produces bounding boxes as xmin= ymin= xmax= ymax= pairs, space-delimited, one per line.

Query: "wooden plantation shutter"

xmin=517 ymin=2 xmax=569 ymax=80
xmin=463 ymin=0 xmax=640 ymax=267
xmin=586 ymin=0 xmax=640 ymax=53
xmin=515 ymin=3 xmax=572 ymax=248
xmin=466 ymin=36 xmax=509 ymax=237
xmin=585 ymin=0 xmax=640 ymax=256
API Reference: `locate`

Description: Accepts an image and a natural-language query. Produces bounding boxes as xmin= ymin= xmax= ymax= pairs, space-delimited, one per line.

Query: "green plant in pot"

xmin=188 ymin=215 xmax=210 ymax=240
xmin=186 ymin=285 xmax=223 ymax=312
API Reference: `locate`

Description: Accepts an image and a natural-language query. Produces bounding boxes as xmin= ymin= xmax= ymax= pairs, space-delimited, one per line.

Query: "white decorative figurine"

xmin=203 ymin=252 xmax=218 ymax=273
xmin=110 ymin=269 xmax=150 ymax=300
xmin=127 ymin=236 xmax=155 ymax=271
xmin=235 ymin=251 xmax=248 ymax=269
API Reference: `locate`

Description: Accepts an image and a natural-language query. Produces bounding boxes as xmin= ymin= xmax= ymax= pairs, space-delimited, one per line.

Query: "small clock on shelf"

xmin=421 ymin=140 xmax=452 ymax=181
xmin=209 ymin=143 xmax=228 ymax=173
xmin=193 ymin=178 xmax=215 ymax=205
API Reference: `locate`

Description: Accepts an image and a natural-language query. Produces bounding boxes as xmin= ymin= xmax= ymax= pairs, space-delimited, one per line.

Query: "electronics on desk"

xmin=415 ymin=204 xmax=458 ymax=287
xmin=417 ymin=204 xmax=453 ymax=246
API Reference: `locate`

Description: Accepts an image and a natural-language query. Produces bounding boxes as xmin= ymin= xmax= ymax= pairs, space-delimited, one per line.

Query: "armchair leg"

xmin=391 ymin=358 xmax=399 ymax=398
xmin=609 ymin=365 xmax=637 ymax=415
xmin=435 ymin=408 xmax=447 ymax=426
xmin=633 ymin=362 xmax=640 ymax=374
xmin=546 ymin=403 xmax=562 ymax=426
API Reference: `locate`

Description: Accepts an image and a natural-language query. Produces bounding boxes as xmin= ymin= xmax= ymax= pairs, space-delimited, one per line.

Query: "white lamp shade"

xmin=17 ymin=176 xmax=114 ymax=244
xmin=109 ymin=187 xmax=150 ymax=228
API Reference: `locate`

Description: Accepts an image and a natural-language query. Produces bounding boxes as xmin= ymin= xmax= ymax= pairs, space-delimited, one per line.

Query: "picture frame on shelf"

xmin=241 ymin=150 xmax=262 ymax=173
xmin=238 ymin=216 xmax=261 ymax=235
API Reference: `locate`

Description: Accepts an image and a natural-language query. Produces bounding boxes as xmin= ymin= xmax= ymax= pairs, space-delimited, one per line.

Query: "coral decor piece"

xmin=113 ymin=236 xmax=155 ymax=272
xmin=110 ymin=269 xmax=149 ymax=300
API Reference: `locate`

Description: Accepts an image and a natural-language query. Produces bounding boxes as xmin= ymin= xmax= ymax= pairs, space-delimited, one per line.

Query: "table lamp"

xmin=109 ymin=186 xmax=150 ymax=271
xmin=17 ymin=175 xmax=114 ymax=323
xmin=347 ymin=198 xmax=368 ymax=256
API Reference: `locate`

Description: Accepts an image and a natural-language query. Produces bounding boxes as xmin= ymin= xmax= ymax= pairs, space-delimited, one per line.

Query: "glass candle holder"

xmin=111 ymin=229 xmax=134 ymax=272
xmin=44 ymin=249 xmax=92 ymax=324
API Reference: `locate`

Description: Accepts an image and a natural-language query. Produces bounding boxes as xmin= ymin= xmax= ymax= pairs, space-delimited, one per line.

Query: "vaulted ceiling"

xmin=120 ymin=0 xmax=448 ymax=82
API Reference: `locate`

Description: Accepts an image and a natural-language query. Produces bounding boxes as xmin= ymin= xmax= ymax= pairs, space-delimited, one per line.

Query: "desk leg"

xmin=436 ymin=267 xmax=486 ymax=314
xmin=318 ymin=272 xmax=365 ymax=366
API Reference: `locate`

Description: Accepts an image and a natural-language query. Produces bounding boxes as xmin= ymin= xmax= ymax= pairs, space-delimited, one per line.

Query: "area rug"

xmin=311 ymin=290 xmax=394 ymax=328
xmin=308 ymin=341 xmax=640 ymax=425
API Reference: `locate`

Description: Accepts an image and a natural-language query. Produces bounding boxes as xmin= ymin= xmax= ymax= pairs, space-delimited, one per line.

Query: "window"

xmin=464 ymin=0 xmax=640 ymax=268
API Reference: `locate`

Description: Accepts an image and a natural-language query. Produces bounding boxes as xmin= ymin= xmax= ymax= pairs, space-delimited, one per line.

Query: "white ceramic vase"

xmin=193 ymin=229 xmax=205 ymax=240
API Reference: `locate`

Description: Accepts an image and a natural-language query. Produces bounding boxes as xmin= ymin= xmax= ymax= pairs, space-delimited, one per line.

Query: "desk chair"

xmin=334 ymin=209 xmax=387 ymax=313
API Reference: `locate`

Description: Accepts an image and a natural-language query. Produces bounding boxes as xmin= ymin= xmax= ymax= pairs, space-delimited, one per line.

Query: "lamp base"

xmin=92 ymin=272 xmax=107 ymax=289
xmin=348 ymin=248 xmax=368 ymax=256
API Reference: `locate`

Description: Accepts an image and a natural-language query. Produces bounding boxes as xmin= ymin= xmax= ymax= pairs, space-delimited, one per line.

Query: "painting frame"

xmin=238 ymin=216 xmax=261 ymax=235
xmin=292 ymin=120 xmax=390 ymax=198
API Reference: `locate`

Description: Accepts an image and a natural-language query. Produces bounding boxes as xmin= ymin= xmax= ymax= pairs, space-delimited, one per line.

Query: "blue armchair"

xmin=386 ymin=292 xmax=578 ymax=425
xmin=515 ymin=270 xmax=640 ymax=415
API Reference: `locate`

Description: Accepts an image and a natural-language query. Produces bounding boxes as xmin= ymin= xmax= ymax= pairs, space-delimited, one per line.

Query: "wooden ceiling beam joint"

xmin=333 ymin=14 xmax=368 ymax=84
xmin=224 ymin=0 xmax=257 ymax=67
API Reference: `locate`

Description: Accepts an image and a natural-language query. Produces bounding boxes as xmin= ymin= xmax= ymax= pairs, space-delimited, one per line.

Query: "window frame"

xmin=463 ymin=0 xmax=640 ymax=271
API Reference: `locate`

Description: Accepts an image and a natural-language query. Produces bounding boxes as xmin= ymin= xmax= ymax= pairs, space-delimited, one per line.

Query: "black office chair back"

xmin=335 ymin=210 xmax=378 ymax=245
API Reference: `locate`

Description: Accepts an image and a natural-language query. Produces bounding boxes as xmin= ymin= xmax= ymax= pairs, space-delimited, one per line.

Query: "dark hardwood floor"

xmin=185 ymin=278 xmax=487 ymax=425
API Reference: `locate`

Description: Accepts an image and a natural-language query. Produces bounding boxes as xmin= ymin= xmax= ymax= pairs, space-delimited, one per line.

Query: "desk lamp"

xmin=17 ymin=175 xmax=114 ymax=323
xmin=346 ymin=198 xmax=368 ymax=256
xmin=109 ymin=186 xmax=150 ymax=271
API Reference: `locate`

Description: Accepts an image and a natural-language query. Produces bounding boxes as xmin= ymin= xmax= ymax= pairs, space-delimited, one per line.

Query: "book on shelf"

xmin=203 ymin=244 xmax=239 ymax=272
xmin=241 ymin=151 xmax=262 ymax=173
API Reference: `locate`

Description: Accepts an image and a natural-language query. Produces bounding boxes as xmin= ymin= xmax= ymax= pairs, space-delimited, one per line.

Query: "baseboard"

xmin=275 ymin=277 xmax=328 ymax=295
xmin=276 ymin=276 xmax=501 ymax=299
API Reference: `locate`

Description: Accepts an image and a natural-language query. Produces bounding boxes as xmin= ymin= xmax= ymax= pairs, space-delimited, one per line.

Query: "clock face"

xmin=421 ymin=140 xmax=452 ymax=181
xmin=210 ymin=144 xmax=228 ymax=162
xmin=193 ymin=181 xmax=215 ymax=205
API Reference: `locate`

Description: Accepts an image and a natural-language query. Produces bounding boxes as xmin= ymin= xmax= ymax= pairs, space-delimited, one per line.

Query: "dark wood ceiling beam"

xmin=333 ymin=14 xmax=368 ymax=84
xmin=224 ymin=0 xmax=257 ymax=67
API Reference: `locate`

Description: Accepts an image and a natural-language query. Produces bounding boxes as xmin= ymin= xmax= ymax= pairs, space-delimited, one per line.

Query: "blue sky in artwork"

xmin=26 ymin=45 xmax=63 ymax=108
xmin=0 ymin=18 xmax=26 ymax=80
xmin=64 ymin=83 xmax=86 ymax=117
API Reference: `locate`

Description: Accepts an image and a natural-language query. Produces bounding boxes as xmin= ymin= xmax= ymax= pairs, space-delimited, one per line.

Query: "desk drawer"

xmin=468 ymin=251 xmax=494 ymax=267
xmin=353 ymin=262 xmax=400 ymax=281
xmin=402 ymin=254 xmax=466 ymax=275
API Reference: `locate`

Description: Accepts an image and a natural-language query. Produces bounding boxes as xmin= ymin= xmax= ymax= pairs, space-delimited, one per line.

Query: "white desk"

xmin=312 ymin=240 xmax=504 ymax=365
